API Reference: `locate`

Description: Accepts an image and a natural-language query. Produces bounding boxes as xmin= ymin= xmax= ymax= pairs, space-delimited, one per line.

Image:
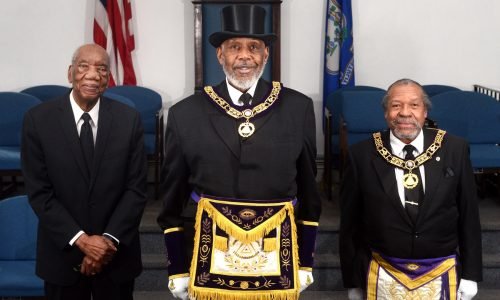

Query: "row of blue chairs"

xmin=430 ymin=91 xmax=500 ymax=172
xmin=323 ymin=85 xmax=500 ymax=200
xmin=0 ymin=195 xmax=42 ymax=296
xmin=0 ymin=85 xmax=164 ymax=199
xmin=21 ymin=84 xmax=138 ymax=107
xmin=0 ymin=93 xmax=41 ymax=198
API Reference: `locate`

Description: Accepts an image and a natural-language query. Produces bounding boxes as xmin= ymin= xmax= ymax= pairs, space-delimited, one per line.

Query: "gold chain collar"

xmin=204 ymin=81 xmax=282 ymax=137
xmin=373 ymin=129 xmax=446 ymax=172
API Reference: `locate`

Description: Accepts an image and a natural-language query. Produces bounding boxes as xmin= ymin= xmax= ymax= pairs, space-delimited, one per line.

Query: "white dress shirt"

xmin=389 ymin=130 xmax=426 ymax=207
xmin=70 ymin=91 xmax=99 ymax=143
xmin=226 ymin=78 xmax=258 ymax=106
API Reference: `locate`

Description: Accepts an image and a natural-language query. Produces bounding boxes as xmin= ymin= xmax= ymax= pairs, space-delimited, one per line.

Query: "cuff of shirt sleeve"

xmin=458 ymin=279 xmax=478 ymax=297
xmin=296 ymin=220 xmax=319 ymax=269
xmin=168 ymin=272 xmax=190 ymax=280
xmin=164 ymin=227 xmax=189 ymax=277
xmin=69 ymin=230 xmax=85 ymax=246
xmin=103 ymin=233 xmax=120 ymax=246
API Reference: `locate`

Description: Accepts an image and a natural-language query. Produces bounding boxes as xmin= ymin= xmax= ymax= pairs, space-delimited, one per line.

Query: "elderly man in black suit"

xmin=157 ymin=4 xmax=321 ymax=300
xmin=340 ymin=79 xmax=482 ymax=300
xmin=21 ymin=44 xmax=147 ymax=300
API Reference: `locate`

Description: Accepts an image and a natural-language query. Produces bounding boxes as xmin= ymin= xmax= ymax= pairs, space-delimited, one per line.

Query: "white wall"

xmin=1 ymin=0 xmax=499 ymax=155
xmin=353 ymin=0 xmax=500 ymax=90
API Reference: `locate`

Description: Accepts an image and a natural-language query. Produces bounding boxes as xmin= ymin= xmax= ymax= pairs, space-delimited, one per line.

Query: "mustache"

xmin=234 ymin=63 xmax=256 ymax=68
xmin=392 ymin=116 xmax=419 ymax=126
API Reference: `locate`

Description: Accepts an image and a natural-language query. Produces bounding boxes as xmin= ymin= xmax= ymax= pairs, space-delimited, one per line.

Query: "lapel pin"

xmin=436 ymin=156 xmax=441 ymax=162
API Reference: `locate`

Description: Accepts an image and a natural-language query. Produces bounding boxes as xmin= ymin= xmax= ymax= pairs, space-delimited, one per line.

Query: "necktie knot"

xmin=239 ymin=93 xmax=252 ymax=106
xmin=81 ymin=112 xmax=91 ymax=123
xmin=404 ymin=144 xmax=417 ymax=160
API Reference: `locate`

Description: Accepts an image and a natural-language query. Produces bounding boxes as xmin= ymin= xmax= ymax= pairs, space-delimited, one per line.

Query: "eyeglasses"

xmin=76 ymin=63 xmax=109 ymax=77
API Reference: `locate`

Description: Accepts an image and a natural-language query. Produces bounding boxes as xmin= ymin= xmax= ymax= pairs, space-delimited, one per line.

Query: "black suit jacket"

xmin=339 ymin=128 xmax=483 ymax=288
xmin=21 ymin=93 xmax=147 ymax=285
xmin=157 ymin=78 xmax=321 ymax=233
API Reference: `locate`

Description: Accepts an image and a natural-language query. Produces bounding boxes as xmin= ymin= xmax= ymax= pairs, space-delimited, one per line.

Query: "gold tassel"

xmin=188 ymin=197 xmax=301 ymax=299
xmin=199 ymin=198 xmax=293 ymax=244
xmin=290 ymin=210 xmax=300 ymax=294
xmin=214 ymin=235 xmax=228 ymax=252
xmin=189 ymin=288 xmax=299 ymax=300
xmin=263 ymin=237 xmax=277 ymax=252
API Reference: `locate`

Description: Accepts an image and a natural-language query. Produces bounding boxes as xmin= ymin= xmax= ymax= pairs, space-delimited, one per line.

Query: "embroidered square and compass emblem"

xmin=189 ymin=197 xmax=300 ymax=300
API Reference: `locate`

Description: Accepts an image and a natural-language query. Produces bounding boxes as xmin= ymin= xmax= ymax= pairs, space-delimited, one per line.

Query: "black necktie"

xmin=80 ymin=113 xmax=94 ymax=174
xmin=239 ymin=93 xmax=252 ymax=106
xmin=403 ymin=144 xmax=424 ymax=225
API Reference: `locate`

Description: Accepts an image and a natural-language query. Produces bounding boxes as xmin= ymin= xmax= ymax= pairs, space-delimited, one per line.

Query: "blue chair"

xmin=104 ymin=92 xmax=136 ymax=108
xmin=338 ymin=91 xmax=387 ymax=172
xmin=323 ymin=86 xmax=385 ymax=199
xmin=429 ymin=91 xmax=500 ymax=172
xmin=0 ymin=93 xmax=41 ymax=198
xmin=0 ymin=195 xmax=44 ymax=297
xmin=21 ymin=84 xmax=70 ymax=102
xmin=104 ymin=86 xmax=164 ymax=198
xmin=422 ymin=84 xmax=461 ymax=97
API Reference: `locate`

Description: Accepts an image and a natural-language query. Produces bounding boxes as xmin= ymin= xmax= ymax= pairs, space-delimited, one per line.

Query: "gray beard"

xmin=223 ymin=62 xmax=266 ymax=91
xmin=391 ymin=116 xmax=422 ymax=142
xmin=393 ymin=126 xmax=422 ymax=141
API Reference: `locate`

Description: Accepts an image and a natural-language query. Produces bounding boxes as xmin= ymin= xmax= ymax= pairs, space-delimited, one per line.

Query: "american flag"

xmin=93 ymin=0 xmax=137 ymax=86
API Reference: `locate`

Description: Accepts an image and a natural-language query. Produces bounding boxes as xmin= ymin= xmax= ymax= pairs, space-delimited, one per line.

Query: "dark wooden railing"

xmin=474 ymin=84 xmax=500 ymax=101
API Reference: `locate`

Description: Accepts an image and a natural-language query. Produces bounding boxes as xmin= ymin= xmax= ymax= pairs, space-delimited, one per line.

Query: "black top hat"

xmin=209 ymin=4 xmax=277 ymax=48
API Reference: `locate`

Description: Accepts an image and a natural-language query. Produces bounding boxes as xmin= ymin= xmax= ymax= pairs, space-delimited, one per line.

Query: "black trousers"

xmin=44 ymin=273 xmax=134 ymax=300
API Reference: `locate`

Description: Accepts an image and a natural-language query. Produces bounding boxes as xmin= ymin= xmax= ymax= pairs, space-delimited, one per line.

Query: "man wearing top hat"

xmin=157 ymin=4 xmax=321 ymax=300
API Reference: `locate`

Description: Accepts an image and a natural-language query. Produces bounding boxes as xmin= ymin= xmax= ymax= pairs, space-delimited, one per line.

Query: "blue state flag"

xmin=323 ymin=0 xmax=355 ymax=125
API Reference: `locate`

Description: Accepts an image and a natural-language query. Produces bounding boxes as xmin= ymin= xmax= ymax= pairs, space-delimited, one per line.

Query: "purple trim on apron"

xmin=378 ymin=252 xmax=457 ymax=280
xmin=190 ymin=191 xmax=297 ymax=206
xmin=442 ymin=270 xmax=450 ymax=299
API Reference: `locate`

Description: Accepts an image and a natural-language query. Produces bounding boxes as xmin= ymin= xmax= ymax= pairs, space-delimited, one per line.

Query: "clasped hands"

xmin=75 ymin=233 xmax=117 ymax=276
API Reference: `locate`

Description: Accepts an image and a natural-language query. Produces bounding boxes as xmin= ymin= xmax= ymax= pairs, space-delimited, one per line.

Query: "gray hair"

xmin=382 ymin=78 xmax=432 ymax=111
xmin=71 ymin=44 xmax=110 ymax=65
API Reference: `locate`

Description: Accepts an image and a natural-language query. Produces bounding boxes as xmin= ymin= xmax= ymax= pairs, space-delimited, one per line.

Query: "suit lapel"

xmin=58 ymin=96 xmax=90 ymax=184
xmin=418 ymin=129 xmax=443 ymax=221
xmin=249 ymin=79 xmax=276 ymax=137
xmin=252 ymin=79 xmax=268 ymax=105
xmin=372 ymin=131 xmax=413 ymax=227
xmin=89 ymin=98 xmax=113 ymax=191
xmin=209 ymin=81 xmax=241 ymax=158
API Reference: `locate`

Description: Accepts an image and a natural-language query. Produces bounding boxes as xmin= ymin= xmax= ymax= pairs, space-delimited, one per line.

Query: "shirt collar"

xmin=389 ymin=129 xmax=424 ymax=158
xmin=70 ymin=90 xmax=100 ymax=126
xmin=225 ymin=78 xmax=259 ymax=106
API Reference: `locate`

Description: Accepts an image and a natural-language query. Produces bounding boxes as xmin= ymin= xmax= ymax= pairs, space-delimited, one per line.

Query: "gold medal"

xmin=405 ymin=160 xmax=415 ymax=169
xmin=238 ymin=121 xmax=255 ymax=137
xmin=204 ymin=82 xmax=282 ymax=138
xmin=373 ymin=130 xmax=446 ymax=189
xmin=403 ymin=172 xmax=419 ymax=189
